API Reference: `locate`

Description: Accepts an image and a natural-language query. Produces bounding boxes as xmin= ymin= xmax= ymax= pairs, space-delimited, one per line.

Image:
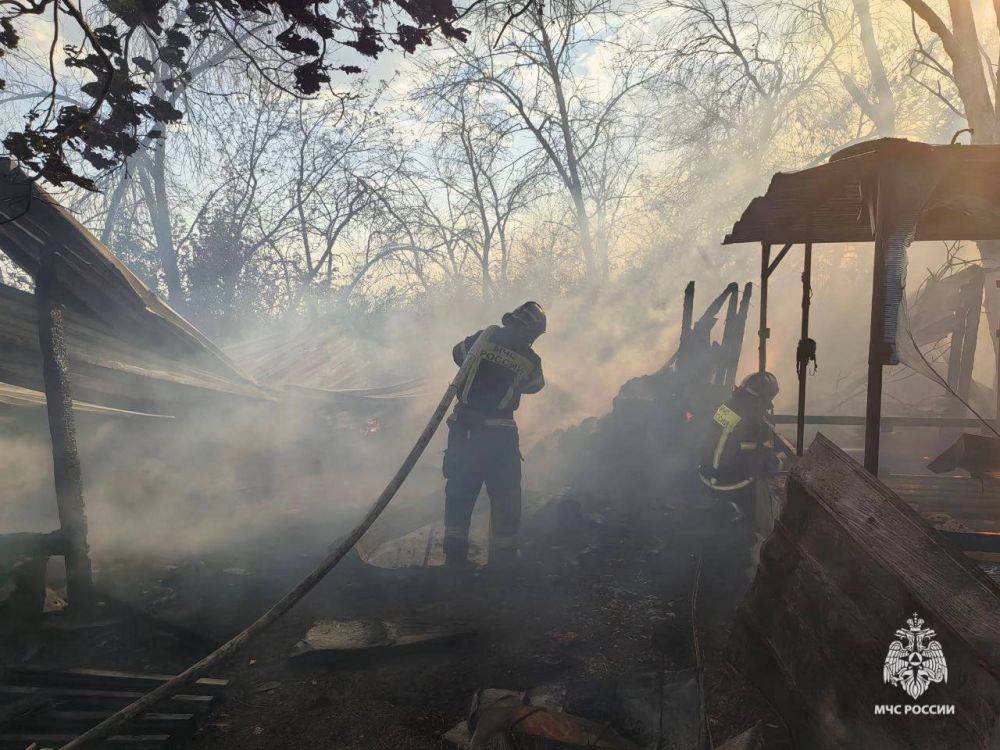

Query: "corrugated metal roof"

xmin=0 ymin=382 xmax=171 ymax=419
xmin=724 ymin=138 xmax=1000 ymax=245
xmin=0 ymin=283 xmax=273 ymax=413
xmin=0 ymin=158 xmax=255 ymax=383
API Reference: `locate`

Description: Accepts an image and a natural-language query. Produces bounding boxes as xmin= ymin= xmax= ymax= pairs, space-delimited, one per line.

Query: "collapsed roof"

xmin=0 ymin=160 xmax=421 ymax=417
xmin=0 ymin=157 xmax=270 ymax=415
xmin=0 ymin=283 xmax=272 ymax=414
xmin=225 ymin=327 xmax=429 ymax=407
xmin=724 ymin=138 xmax=1000 ymax=245
xmin=0 ymin=158 xmax=252 ymax=376
xmin=0 ymin=382 xmax=171 ymax=419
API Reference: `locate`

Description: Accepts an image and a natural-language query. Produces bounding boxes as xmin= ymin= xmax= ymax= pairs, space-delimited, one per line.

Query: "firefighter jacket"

xmin=451 ymin=326 xmax=544 ymax=425
xmin=698 ymin=389 xmax=775 ymax=492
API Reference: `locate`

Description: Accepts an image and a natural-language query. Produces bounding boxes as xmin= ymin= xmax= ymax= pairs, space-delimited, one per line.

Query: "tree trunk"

xmin=36 ymin=255 xmax=94 ymax=611
xmin=99 ymin=172 xmax=129 ymax=247
xmin=138 ymin=139 xmax=186 ymax=310
xmin=535 ymin=6 xmax=601 ymax=281
xmin=853 ymin=0 xmax=896 ymax=135
xmin=461 ymin=130 xmax=494 ymax=298
xmin=946 ymin=0 xmax=998 ymax=141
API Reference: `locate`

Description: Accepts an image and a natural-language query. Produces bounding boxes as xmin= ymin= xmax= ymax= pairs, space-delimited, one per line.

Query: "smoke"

xmin=0 ymin=260 xmax=683 ymax=569
xmin=2 ymin=238 xmax=979 ymax=565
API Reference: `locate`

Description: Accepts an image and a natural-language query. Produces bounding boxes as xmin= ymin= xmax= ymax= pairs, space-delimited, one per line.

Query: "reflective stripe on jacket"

xmin=452 ymin=326 xmax=543 ymax=421
xmin=698 ymin=392 xmax=773 ymax=492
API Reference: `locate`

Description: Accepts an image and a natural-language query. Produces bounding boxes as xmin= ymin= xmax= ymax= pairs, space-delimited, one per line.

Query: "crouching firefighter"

xmin=698 ymin=371 xmax=780 ymax=522
xmin=443 ymin=302 xmax=546 ymax=568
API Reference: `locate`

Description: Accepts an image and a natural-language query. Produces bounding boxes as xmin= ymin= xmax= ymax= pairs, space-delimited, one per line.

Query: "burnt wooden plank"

xmin=732 ymin=433 xmax=1000 ymax=748
xmin=0 ymin=693 xmax=54 ymax=731
xmin=5 ymin=668 xmax=228 ymax=695
xmin=11 ymin=710 xmax=195 ymax=735
xmin=939 ymin=531 xmax=1000 ymax=553
xmin=0 ymin=734 xmax=174 ymax=749
xmin=0 ymin=686 xmax=214 ymax=714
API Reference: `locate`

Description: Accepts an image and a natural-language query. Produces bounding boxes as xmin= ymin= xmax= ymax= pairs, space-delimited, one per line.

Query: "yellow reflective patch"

xmin=713 ymin=404 xmax=742 ymax=430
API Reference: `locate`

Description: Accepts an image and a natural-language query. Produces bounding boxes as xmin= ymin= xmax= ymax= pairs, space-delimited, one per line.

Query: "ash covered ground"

xmin=5 ymin=361 xmax=788 ymax=748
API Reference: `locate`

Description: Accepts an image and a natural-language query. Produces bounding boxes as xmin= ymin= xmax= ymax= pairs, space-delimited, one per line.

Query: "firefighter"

xmin=698 ymin=371 xmax=780 ymax=522
xmin=443 ymin=302 xmax=546 ymax=568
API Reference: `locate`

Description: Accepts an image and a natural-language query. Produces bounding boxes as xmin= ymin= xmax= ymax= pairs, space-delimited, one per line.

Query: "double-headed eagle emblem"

xmin=883 ymin=614 xmax=948 ymax=700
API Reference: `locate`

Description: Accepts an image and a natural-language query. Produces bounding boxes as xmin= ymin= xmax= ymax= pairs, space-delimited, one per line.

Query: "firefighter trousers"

xmin=442 ymin=421 xmax=522 ymax=566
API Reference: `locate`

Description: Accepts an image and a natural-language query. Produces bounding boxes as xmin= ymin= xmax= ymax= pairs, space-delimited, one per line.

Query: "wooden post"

xmin=681 ymin=280 xmax=694 ymax=342
xmin=955 ymin=280 xmax=980 ymax=402
xmin=864 ymin=235 xmax=888 ymax=476
xmin=759 ymin=243 xmax=770 ymax=377
xmin=679 ymin=280 xmax=695 ymax=375
xmin=757 ymin=243 xmax=771 ymax=532
xmin=796 ymin=243 xmax=812 ymax=455
xmin=995 ymin=280 xmax=1000 ymax=434
xmin=36 ymin=252 xmax=94 ymax=609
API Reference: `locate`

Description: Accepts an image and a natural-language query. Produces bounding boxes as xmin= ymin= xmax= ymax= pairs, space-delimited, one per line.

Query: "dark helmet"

xmin=739 ymin=371 xmax=779 ymax=402
xmin=502 ymin=301 xmax=547 ymax=339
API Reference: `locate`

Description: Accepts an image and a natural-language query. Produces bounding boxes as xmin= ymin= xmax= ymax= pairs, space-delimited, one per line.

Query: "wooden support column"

xmin=36 ymin=252 xmax=94 ymax=609
xmin=758 ymin=243 xmax=770 ymax=377
xmin=995 ymin=280 xmax=1000 ymax=434
xmin=681 ymin=280 xmax=694 ymax=342
xmin=756 ymin=243 xmax=771 ymax=532
xmin=864 ymin=236 xmax=888 ymax=476
xmin=678 ymin=280 xmax=695 ymax=374
xmin=796 ymin=243 xmax=813 ymax=455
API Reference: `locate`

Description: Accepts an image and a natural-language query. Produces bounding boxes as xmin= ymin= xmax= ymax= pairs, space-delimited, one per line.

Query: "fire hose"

xmin=59 ymin=326 xmax=497 ymax=749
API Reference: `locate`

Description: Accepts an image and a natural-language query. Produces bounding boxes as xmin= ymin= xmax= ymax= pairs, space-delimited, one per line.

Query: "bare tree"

xmin=898 ymin=0 xmax=1000 ymax=350
xmin=412 ymin=69 xmax=545 ymax=297
xmin=432 ymin=0 xmax=657 ymax=282
xmin=814 ymin=0 xmax=897 ymax=135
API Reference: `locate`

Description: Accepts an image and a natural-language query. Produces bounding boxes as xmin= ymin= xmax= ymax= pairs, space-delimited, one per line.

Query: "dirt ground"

xmin=12 ymin=476 xmax=787 ymax=749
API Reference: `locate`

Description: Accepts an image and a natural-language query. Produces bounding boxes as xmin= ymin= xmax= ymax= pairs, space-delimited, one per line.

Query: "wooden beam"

xmin=758 ymin=244 xmax=771 ymax=378
xmin=796 ymin=242 xmax=812 ymax=455
xmin=35 ymin=252 xmax=93 ymax=610
xmin=681 ymin=280 xmax=694 ymax=345
xmin=757 ymin=243 xmax=772 ymax=532
xmin=4 ymin=668 xmax=228 ymax=695
xmin=732 ymin=434 xmax=1000 ymax=748
xmin=957 ymin=278 xmax=982 ymax=401
xmin=764 ymin=242 xmax=793 ymax=278
xmin=773 ymin=414 xmax=990 ymax=428
xmin=995 ymin=279 xmax=1000 ymax=433
xmin=864 ymin=194 xmax=888 ymax=475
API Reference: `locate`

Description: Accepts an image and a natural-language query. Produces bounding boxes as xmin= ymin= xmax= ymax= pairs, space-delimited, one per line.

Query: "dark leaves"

xmin=2 ymin=0 xmax=465 ymax=187
xmin=276 ymin=26 xmax=320 ymax=57
xmin=185 ymin=0 xmax=212 ymax=25
xmin=293 ymin=60 xmax=330 ymax=94
xmin=165 ymin=28 xmax=191 ymax=49
xmin=149 ymin=95 xmax=183 ymax=122
xmin=0 ymin=18 xmax=19 ymax=52
xmin=92 ymin=24 xmax=123 ymax=56
xmin=345 ymin=26 xmax=384 ymax=58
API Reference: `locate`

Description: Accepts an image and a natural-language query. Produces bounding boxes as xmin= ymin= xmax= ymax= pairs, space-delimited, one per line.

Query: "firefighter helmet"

xmin=502 ymin=301 xmax=547 ymax=338
xmin=739 ymin=371 xmax=779 ymax=401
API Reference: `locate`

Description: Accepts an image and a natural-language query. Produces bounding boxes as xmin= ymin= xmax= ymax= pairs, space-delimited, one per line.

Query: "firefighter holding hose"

xmin=443 ymin=302 xmax=546 ymax=568
xmin=698 ymin=371 xmax=780 ymax=523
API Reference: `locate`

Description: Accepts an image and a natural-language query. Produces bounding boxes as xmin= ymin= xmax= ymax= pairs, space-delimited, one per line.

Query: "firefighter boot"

xmin=443 ymin=532 xmax=471 ymax=568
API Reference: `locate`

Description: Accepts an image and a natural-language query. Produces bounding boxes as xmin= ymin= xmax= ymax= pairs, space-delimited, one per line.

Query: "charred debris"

xmin=4 ymin=139 xmax=1000 ymax=748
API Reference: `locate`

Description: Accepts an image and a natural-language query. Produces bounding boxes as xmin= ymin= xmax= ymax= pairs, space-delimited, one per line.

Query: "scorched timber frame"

xmin=724 ymin=137 xmax=1000 ymax=476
